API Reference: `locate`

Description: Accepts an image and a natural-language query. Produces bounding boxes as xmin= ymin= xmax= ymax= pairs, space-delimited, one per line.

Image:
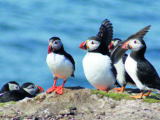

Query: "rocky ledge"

xmin=0 ymin=87 xmax=160 ymax=120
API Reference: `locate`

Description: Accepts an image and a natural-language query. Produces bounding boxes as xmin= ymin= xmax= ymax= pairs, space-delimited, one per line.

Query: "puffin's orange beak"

xmin=79 ymin=41 xmax=88 ymax=50
xmin=109 ymin=41 xmax=114 ymax=50
xmin=122 ymin=41 xmax=132 ymax=49
xmin=48 ymin=42 xmax=53 ymax=54
xmin=35 ymin=85 xmax=44 ymax=94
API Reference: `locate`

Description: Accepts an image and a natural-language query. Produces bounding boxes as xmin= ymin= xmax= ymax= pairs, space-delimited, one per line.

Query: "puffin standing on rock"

xmin=46 ymin=37 xmax=75 ymax=95
xmin=79 ymin=19 xmax=119 ymax=92
xmin=111 ymin=25 xmax=160 ymax=99
xmin=109 ymin=38 xmax=135 ymax=92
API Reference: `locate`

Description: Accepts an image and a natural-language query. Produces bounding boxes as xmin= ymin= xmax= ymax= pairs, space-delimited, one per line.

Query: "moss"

xmin=9 ymin=101 xmax=16 ymax=104
xmin=0 ymin=101 xmax=16 ymax=106
xmin=143 ymin=98 xmax=160 ymax=103
xmin=0 ymin=103 xmax=7 ymax=106
xmin=84 ymin=110 xmax=89 ymax=114
xmin=66 ymin=105 xmax=71 ymax=109
xmin=143 ymin=93 xmax=160 ymax=103
xmin=91 ymin=89 xmax=160 ymax=103
xmin=91 ymin=89 xmax=134 ymax=101
xmin=10 ymin=111 xmax=15 ymax=114
xmin=0 ymin=112 xmax=4 ymax=115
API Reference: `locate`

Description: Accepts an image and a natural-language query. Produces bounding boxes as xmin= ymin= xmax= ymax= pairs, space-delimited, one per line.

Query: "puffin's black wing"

xmin=96 ymin=19 xmax=113 ymax=54
xmin=126 ymin=25 xmax=151 ymax=41
xmin=0 ymin=91 xmax=25 ymax=103
xmin=64 ymin=52 xmax=75 ymax=77
xmin=111 ymin=64 xmax=121 ymax=87
xmin=137 ymin=59 xmax=160 ymax=90
xmin=122 ymin=54 xmax=128 ymax=63
xmin=111 ymin=25 xmax=151 ymax=63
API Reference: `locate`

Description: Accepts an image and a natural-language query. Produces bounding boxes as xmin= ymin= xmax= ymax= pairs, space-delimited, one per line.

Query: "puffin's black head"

xmin=20 ymin=82 xmax=44 ymax=97
xmin=48 ymin=37 xmax=63 ymax=53
xmin=109 ymin=38 xmax=122 ymax=51
xmin=1 ymin=81 xmax=20 ymax=93
xmin=79 ymin=36 xmax=101 ymax=52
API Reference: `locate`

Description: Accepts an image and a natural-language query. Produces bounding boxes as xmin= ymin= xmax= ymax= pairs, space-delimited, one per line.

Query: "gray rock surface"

xmin=0 ymin=87 xmax=160 ymax=120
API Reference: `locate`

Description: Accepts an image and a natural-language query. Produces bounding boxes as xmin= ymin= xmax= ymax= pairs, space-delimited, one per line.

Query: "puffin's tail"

xmin=151 ymin=78 xmax=160 ymax=90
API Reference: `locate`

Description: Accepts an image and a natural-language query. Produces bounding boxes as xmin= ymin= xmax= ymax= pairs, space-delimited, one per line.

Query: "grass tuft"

xmin=91 ymin=89 xmax=160 ymax=103
xmin=91 ymin=89 xmax=134 ymax=100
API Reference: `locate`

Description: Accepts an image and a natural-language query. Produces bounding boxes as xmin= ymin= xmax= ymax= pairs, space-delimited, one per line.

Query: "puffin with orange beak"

xmin=79 ymin=19 xmax=120 ymax=92
xmin=111 ymin=25 xmax=160 ymax=99
xmin=0 ymin=82 xmax=44 ymax=102
xmin=46 ymin=37 xmax=75 ymax=95
xmin=109 ymin=38 xmax=135 ymax=93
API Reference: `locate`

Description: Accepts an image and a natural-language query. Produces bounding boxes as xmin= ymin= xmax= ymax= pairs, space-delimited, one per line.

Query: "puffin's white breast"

xmin=83 ymin=53 xmax=115 ymax=90
xmin=114 ymin=58 xmax=126 ymax=85
xmin=125 ymin=54 xmax=149 ymax=90
xmin=46 ymin=53 xmax=74 ymax=79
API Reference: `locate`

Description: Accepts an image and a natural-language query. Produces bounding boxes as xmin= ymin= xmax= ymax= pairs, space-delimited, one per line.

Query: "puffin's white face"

xmin=8 ymin=83 xmax=20 ymax=91
xmin=50 ymin=39 xmax=63 ymax=51
xmin=23 ymin=84 xmax=37 ymax=95
xmin=113 ymin=40 xmax=120 ymax=47
xmin=86 ymin=39 xmax=101 ymax=51
xmin=109 ymin=39 xmax=121 ymax=51
xmin=129 ymin=39 xmax=144 ymax=51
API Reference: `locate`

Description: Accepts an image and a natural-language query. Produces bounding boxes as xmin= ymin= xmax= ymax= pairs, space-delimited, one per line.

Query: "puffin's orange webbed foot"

xmin=114 ymin=86 xmax=125 ymax=93
xmin=55 ymin=86 xmax=64 ymax=95
xmin=46 ymin=86 xmax=57 ymax=94
xmin=143 ymin=90 xmax=151 ymax=97
xmin=130 ymin=92 xmax=144 ymax=99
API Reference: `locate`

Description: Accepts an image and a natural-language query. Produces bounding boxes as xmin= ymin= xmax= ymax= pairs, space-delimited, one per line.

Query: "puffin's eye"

xmin=91 ymin=41 xmax=94 ymax=44
xmin=134 ymin=41 xmax=137 ymax=44
xmin=55 ymin=41 xmax=58 ymax=44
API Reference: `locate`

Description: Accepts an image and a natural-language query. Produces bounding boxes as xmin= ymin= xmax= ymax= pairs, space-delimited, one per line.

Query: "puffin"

xmin=109 ymin=38 xmax=135 ymax=92
xmin=79 ymin=19 xmax=120 ymax=92
xmin=0 ymin=81 xmax=20 ymax=94
xmin=0 ymin=82 xmax=44 ymax=102
xmin=111 ymin=25 xmax=160 ymax=99
xmin=46 ymin=37 xmax=75 ymax=95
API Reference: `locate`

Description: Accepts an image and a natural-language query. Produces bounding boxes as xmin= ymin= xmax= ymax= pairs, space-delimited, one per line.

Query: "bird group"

xmin=0 ymin=81 xmax=44 ymax=102
xmin=46 ymin=18 xmax=160 ymax=99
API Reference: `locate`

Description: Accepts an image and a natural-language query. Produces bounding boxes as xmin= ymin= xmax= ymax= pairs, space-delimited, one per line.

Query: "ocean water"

xmin=0 ymin=0 xmax=159 ymax=91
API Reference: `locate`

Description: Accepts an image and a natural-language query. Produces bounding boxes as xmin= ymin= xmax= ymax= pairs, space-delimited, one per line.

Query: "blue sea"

xmin=0 ymin=0 xmax=160 ymax=91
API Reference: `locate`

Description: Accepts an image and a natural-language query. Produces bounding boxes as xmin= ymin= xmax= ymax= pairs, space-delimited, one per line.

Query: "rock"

xmin=0 ymin=87 xmax=160 ymax=119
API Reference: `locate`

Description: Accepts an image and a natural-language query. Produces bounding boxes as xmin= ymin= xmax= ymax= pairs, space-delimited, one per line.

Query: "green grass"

xmin=9 ymin=101 xmax=16 ymax=104
xmin=0 ymin=103 xmax=6 ymax=106
xmin=143 ymin=93 xmax=160 ymax=103
xmin=0 ymin=101 xmax=16 ymax=106
xmin=91 ymin=89 xmax=134 ymax=100
xmin=91 ymin=89 xmax=160 ymax=103
xmin=143 ymin=98 xmax=160 ymax=103
xmin=84 ymin=110 xmax=89 ymax=114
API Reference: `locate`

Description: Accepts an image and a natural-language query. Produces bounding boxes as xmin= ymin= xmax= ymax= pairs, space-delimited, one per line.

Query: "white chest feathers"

xmin=83 ymin=53 xmax=115 ymax=90
xmin=125 ymin=54 xmax=148 ymax=90
xmin=46 ymin=53 xmax=74 ymax=79
xmin=114 ymin=58 xmax=126 ymax=85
